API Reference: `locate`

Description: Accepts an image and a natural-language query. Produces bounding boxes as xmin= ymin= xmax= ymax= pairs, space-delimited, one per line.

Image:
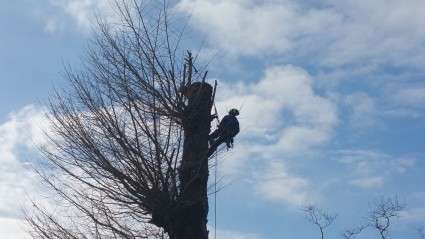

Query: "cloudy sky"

xmin=1 ymin=0 xmax=425 ymax=238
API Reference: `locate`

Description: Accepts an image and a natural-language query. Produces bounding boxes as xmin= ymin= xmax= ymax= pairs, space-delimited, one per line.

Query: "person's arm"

xmin=235 ymin=120 xmax=240 ymax=135
xmin=219 ymin=115 xmax=230 ymax=129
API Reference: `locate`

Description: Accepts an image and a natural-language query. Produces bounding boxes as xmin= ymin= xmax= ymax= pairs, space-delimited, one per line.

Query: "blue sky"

xmin=1 ymin=0 xmax=425 ymax=238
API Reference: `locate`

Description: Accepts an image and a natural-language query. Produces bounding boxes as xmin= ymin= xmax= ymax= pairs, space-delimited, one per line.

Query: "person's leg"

xmin=208 ymin=131 xmax=217 ymax=145
xmin=207 ymin=137 xmax=226 ymax=157
xmin=208 ymin=128 xmax=223 ymax=145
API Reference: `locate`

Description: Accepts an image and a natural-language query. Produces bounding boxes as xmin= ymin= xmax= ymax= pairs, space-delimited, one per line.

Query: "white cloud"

xmin=177 ymin=0 xmax=297 ymax=56
xmin=391 ymin=87 xmax=425 ymax=108
xmin=44 ymin=17 xmax=65 ymax=34
xmin=0 ymin=105 xmax=46 ymax=237
xmin=333 ymin=150 xmax=416 ymax=189
xmin=254 ymin=162 xmax=311 ymax=208
xmin=209 ymin=226 xmax=262 ymax=239
xmin=276 ymin=126 xmax=331 ymax=154
xmin=177 ymin=0 xmax=425 ymax=69
xmin=349 ymin=176 xmax=384 ymax=189
xmin=217 ymin=143 xmax=258 ymax=176
xmin=391 ymin=156 xmax=416 ymax=173
xmin=0 ymin=218 xmax=29 ymax=239
xmin=211 ymin=64 xmax=336 ymax=207
xmin=307 ymin=0 xmax=425 ymax=68
xmin=215 ymin=65 xmax=337 ymax=156
xmin=410 ymin=192 xmax=425 ymax=202
xmin=49 ymin=0 xmax=111 ymax=32
xmin=345 ymin=92 xmax=378 ymax=129
xmin=399 ymin=208 xmax=425 ymax=223
xmin=380 ymin=82 xmax=425 ymax=119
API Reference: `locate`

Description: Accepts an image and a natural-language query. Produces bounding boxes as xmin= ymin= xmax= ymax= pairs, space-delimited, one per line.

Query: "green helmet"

xmin=229 ymin=108 xmax=239 ymax=116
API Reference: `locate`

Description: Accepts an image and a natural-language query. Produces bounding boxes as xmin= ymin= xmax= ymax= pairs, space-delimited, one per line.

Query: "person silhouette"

xmin=208 ymin=108 xmax=240 ymax=155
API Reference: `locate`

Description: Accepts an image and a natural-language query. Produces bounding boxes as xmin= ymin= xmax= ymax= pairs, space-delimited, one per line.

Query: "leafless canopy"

xmin=342 ymin=196 xmax=406 ymax=239
xmin=416 ymin=226 xmax=425 ymax=239
xmin=26 ymin=0 xmax=214 ymax=238
xmin=302 ymin=204 xmax=337 ymax=239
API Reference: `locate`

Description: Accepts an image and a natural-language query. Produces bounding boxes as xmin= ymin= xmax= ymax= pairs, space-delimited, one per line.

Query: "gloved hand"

xmin=226 ymin=138 xmax=234 ymax=149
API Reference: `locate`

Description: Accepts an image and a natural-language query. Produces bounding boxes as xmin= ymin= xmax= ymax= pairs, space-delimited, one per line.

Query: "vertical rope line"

xmin=214 ymin=152 xmax=218 ymax=239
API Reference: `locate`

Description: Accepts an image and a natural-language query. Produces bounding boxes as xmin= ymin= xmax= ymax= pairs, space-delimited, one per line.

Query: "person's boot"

xmin=208 ymin=136 xmax=214 ymax=146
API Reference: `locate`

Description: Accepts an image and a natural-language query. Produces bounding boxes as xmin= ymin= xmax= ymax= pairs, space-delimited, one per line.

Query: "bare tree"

xmin=25 ymin=1 xmax=217 ymax=239
xmin=368 ymin=196 xmax=406 ymax=239
xmin=342 ymin=196 xmax=406 ymax=239
xmin=341 ymin=223 xmax=369 ymax=239
xmin=416 ymin=226 xmax=425 ymax=239
xmin=302 ymin=204 xmax=337 ymax=239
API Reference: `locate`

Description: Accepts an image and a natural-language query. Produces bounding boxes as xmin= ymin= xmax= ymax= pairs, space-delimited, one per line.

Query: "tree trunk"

xmin=174 ymin=81 xmax=213 ymax=239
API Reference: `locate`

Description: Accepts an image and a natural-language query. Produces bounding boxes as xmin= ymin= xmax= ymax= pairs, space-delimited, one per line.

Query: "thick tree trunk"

xmin=173 ymin=81 xmax=213 ymax=239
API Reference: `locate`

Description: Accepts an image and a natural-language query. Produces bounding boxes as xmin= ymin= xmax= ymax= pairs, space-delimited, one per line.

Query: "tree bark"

xmin=173 ymin=81 xmax=213 ymax=239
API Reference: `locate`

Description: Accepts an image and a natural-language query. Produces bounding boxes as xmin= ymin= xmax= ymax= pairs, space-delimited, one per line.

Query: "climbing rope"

xmin=213 ymin=101 xmax=219 ymax=239
xmin=212 ymin=80 xmax=219 ymax=239
xmin=214 ymin=151 xmax=218 ymax=239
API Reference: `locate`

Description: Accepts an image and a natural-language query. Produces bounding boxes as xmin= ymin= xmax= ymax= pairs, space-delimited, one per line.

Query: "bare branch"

xmin=26 ymin=1 xmax=215 ymax=239
xmin=367 ymin=195 xmax=406 ymax=239
xmin=302 ymin=204 xmax=337 ymax=239
xmin=341 ymin=196 xmax=406 ymax=239
xmin=341 ymin=223 xmax=369 ymax=239
xmin=416 ymin=226 xmax=425 ymax=239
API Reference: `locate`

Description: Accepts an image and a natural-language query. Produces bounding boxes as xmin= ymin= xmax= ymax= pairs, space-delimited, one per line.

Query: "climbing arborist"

xmin=208 ymin=108 xmax=240 ymax=155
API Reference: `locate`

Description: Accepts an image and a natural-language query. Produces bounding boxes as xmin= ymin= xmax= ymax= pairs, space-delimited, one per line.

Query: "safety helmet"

xmin=229 ymin=108 xmax=239 ymax=116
